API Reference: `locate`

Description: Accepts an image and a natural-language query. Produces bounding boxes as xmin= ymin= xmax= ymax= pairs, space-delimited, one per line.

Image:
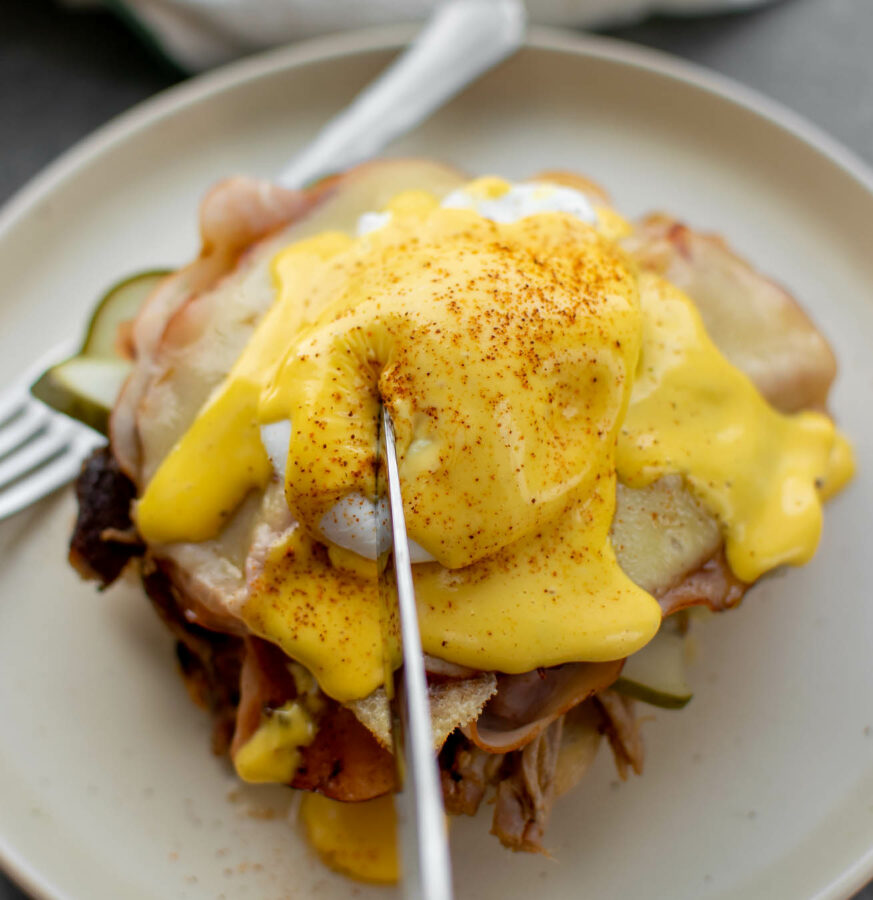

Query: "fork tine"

xmin=0 ymin=338 xmax=80 ymax=426
xmin=0 ymin=385 xmax=29 ymax=427
xmin=0 ymin=417 xmax=78 ymax=490
xmin=0 ymin=440 xmax=94 ymax=521
xmin=0 ymin=401 xmax=52 ymax=459
xmin=0 ymin=340 xmax=104 ymax=521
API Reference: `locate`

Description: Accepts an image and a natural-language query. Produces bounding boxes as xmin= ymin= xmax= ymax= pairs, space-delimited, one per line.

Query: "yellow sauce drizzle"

xmin=617 ymin=273 xmax=854 ymax=582
xmin=244 ymin=526 xmax=399 ymax=703
xmin=300 ymin=793 xmax=399 ymax=884
xmin=233 ymin=700 xmax=315 ymax=784
xmin=412 ymin=472 xmax=659 ymax=670
xmin=136 ymin=231 xmax=353 ymax=544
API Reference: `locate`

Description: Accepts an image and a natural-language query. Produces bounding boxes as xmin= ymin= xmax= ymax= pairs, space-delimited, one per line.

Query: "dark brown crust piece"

xmin=293 ymin=705 xmax=396 ymax=801
xmin=68 ymin=446 xmax=142 ymax=585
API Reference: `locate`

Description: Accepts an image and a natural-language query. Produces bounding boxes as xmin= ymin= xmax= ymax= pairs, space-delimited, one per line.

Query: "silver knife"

xmin=378 ymin=407 xmax=453 ymax=900
xmin=289 ymin=14 xmax=525 ymax=890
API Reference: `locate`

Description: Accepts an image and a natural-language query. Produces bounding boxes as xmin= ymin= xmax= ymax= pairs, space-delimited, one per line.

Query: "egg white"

xmin=441 ymin=181 xmax=596 ymax=224
xmin=260 ymin=423 xmax=435 ymax=563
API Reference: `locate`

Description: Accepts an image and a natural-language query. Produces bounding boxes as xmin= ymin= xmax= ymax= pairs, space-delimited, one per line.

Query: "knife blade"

xmin=377 ymin=406 xmax=454 ymax=900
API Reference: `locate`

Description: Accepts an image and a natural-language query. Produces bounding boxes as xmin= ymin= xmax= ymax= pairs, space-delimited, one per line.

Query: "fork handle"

xmin=276 ymin=0 xmax=526 ymax=190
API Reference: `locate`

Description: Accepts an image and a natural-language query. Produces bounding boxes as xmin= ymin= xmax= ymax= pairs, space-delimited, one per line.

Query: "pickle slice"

xmin=81 ymin=270 xmax=169 ymax=357
xmin=31 ymin=357 xmax=132 ymax=435
xmin=614 ymin=627 xmax=693 ymax=709
xmin=30 ymin=270 xmax=169 ymax=435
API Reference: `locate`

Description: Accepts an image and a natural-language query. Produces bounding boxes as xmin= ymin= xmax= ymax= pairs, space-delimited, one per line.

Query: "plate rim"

xmin=1 ymin=23 xmax=872 ymax=900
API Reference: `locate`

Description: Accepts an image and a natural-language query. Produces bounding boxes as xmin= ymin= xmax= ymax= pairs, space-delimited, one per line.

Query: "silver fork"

xmin=0 ymin=0 xmax=524 ymax=527
xmin=0 ymin=342 xmax=104 ymax=522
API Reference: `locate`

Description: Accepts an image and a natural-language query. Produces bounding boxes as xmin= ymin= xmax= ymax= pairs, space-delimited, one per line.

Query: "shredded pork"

xmin=596 ymin=690 xmax=645 ymax=779
xmin=492 ymin=718 xmax=564 ymax=853
xmin=440 ymin=734 xmax=505 ymax=817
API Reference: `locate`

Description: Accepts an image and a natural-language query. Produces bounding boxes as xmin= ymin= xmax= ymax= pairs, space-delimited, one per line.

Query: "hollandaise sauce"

xmin=300 ymin=793 xmax=399 ymax=884
xmin=616 ymin=273 xmax=853 ymax=583
xmin=136 ymin=177 xmax=852 ymax=706
xmin=234 ymin=700 xmax=316 ymax=784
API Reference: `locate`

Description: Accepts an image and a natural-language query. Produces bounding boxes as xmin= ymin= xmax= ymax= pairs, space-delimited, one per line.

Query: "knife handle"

xmin=277 ymin=0 xmax=526 ymax=190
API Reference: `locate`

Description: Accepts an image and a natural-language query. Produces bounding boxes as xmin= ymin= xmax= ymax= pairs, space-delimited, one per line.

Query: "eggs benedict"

xmin=65 ymin=158 xmax=852 ymax=882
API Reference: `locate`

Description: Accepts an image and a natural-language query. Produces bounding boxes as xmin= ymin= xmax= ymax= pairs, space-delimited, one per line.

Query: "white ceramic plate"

xmin=1 ymin=26 xmax=871 ymax=900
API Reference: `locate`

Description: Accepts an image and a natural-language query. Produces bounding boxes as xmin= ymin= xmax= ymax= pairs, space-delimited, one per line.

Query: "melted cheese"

xmin=135 ymin=176 xmax=852 ymax=706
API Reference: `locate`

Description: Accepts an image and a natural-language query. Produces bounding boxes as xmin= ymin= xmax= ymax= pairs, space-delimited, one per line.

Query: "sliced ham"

xmin=465 ymin=661 xmax=622 ymax=753
xmin=112 ymin=177 xmax=319 ymax=480
xmin=658 ymin=550 xmax=746 ymax=617
xmin=624 ymin=214 xmax=836 ymax=414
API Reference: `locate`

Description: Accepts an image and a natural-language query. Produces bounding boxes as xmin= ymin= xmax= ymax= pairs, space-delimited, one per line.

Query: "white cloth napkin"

xmin=70 ymin=0 xmax=776 ymax=71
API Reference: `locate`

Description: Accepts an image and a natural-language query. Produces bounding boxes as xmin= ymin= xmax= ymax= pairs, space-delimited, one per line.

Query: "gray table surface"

xmin=1 ymin=0 xmax=871 ymax=897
